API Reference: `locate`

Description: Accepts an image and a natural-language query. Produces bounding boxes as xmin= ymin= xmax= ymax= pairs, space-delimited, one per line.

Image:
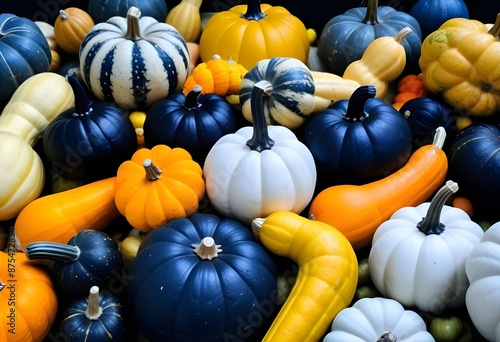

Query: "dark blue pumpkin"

xmin=127 ymin=213 xmax=278 ymax=342
xmin=25 ymin=229 xmax=124 ymax=295
xmin=448 ymin=123 xmax=500 ymax=221
xmin=301 ymin=85 xmax=413 ymax=185
xmin=410 ymin=0 xmax=469 ymax=38
xmin=87 ymin=0 xmax=168 ymax=23
xmin=143 ymin=85 xmax=239 ymax=165
xmin=0 ymin=13 xmax=51 ymax=103
xmin=399 ymin=96 xmax=457 ymax=150
xmin=317 ymin=0 xmax=422 ymax=75
xmin=59 ymin=286 xmax=127 ymax=341
xmin=43 ymin=73 xmax=137 ymax=179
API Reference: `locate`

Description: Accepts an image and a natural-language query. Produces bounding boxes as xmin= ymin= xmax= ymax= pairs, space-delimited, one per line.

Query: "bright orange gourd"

xmin=392 ymin=74 xmax=427 ymax=110
xmin=14 ymin=177 xmax=120 ymax=250
xmin=54 ymin=7 xmax=95 ymax=55
xmin=309 ymin=127 xmax=449 ymax=250
xmin=0 ymin=251 xmax=58 ymax=342
xmin=114 ymin=145 xmax=205 ymax=232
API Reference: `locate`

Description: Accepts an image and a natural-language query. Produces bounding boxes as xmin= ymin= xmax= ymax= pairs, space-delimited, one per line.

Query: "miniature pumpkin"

xmin=368 ymin=180 xmax=484 ymax=313
xmin=199 ymin=0 xmax=310 ymax=70
xmin=114 ymin=145 xmax=205 ymax=232
xmin=203 ymin=80 xmax=317 ymax=225
xmin=54 ymin=7 xmax=95 ymax=55
xmin=25 ymin=229 xmax=124 ymax=296
xmin=0 ymin=251 xmax=58 ymax=342
xmin=143 ymin=85 xmax=239 ymax=165
xmin=392 ymin=73 xmax=427 ymax=110
xmin=127 ymin=213 xmax=277 ymax=342
xmin=80 ymin=6 xmax=189 ymax=110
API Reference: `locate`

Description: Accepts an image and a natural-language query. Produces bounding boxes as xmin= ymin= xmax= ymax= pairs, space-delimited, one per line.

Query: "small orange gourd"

xmin=114 ymin=145 xmax=205 ymax=232
xmin=392 ymin=74 xmax=428 ymax=110
xmin=54 ymin=7 xmax=95 ymax=55
xmin=309 ymin=127 xmax=449 ymax=250
xmin=14 ymin=177 xmax=120 ymax=250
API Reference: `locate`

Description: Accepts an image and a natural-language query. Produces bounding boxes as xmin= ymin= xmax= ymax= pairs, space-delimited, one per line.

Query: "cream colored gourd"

xmin=311 ymin=70 xmax=361 ymax=112
xmin=343 ymin=27 xmax=412 ymax=99
xmin=165 ymin=0 xmax=203 ymax=42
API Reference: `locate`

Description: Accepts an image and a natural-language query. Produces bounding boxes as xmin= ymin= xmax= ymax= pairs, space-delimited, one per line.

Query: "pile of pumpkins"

xmin=0 ymin=0 xmax=499 ymax=341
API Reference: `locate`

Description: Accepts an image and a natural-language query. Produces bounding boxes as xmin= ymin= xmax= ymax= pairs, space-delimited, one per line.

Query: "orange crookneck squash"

xmin=199 ymin=0 xmax=310 ymax=70
xmin=114 ymin=145 xmax=205 ymax=232
xmin=309 ymin=127 xmax=449 ymax=250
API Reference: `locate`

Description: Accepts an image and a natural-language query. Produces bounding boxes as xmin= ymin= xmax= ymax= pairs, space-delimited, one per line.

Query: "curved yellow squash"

xmin=252 ymin=211 xmax=358 ymax=342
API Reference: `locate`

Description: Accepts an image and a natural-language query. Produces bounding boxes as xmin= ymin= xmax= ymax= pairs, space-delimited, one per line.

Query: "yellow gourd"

xmin=252 ymin=211 xmax=358 ymax=342
xmin=165 ymin=0 xmax=203 ymax=42
xmin=310 ymin=70 xmax=361 ymax=112
xmin=343 ymin=27 xmax=412 ymax=99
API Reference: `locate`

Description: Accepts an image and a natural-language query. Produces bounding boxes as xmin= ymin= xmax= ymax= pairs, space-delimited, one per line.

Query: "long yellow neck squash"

xmin=252 ymin=211 xmax=358 ymax=342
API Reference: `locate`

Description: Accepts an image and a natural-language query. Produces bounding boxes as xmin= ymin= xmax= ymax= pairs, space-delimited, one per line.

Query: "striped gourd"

xmin=239 ymin=57 xmax=316 ymax=130
xmin=79 ymin=7 xmax=189 ymax=110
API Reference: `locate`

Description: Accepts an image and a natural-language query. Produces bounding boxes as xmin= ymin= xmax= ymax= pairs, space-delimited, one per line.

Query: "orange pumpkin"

xmin=0 ymin=250 xmax=58 ymax=342
xmin=392 ymin=74 xmax=428 ymax=110
xmin=54 ymin=7 xmax=95 ymax=55
xmin=114 ymin=145 xmax=205 ymax=232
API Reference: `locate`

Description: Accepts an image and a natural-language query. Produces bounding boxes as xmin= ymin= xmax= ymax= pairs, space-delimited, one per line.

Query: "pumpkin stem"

xmin=246 ymin=80 xmax=275 ymax=152
xmin=59 ymin=9 xmax=69 ymax=20
xmin=125 ymin=7 xmax=143 ymax=41
xmin=394 ymin=27 xmax=413 ymax=45
xmin=143 ymin=159 xmax=162 ymax=181
xmin=242 ymin=0 xmax=267 ymax=21
xmin=432 ymin=126 xmax=446 ymax=149
xmin=251 ymin=217 xmax=264 ymax=242
xmin=417 ymin=180 xmax=459 ymax=235
xmin=85 ymin=286 xmax=103 ymax=320
xmin=24 ymin=241 xmax=80 ymax=263
xmin=184 ymin=85 xmax=203 ymax=109
xmin=343 ymin=85 xmax=376 ymax=122
xmin=192 ymin=237 xmax=222 ymax=260
xmin=362 ymin=0 xmax=380 ymax=25
xmin=488 ymin=13 xmax=500 ymax=39
xmin=68 ymin=72 xmax=92 ymax=115
xmin=377 ymin=331 xmax=397 ymax=342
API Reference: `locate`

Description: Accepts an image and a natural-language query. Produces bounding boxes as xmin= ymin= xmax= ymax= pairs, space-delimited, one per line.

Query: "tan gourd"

xmin=165 ymin=0 xmax=203 ymax=42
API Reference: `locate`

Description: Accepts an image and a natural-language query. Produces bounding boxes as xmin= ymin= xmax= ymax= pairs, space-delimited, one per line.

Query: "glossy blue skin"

xmin=52 ymin=230 xmax=124 ymax=296
xmin=448 ymin=123 xmax=500 ymax=221
xmin=302 ymin=86 xmax=413 ymax=185
xmin=0 ymin=13 xmax=51 ymax=103
xmin=87 ymin=0 xmax=168 ymax=23
xmin=410 ymin=0 xmax=470 ymax=38
xmin=60 ymin=289 xmax=127 ymax=341
xmin=127 ymin=213 xmax=278 ymax=342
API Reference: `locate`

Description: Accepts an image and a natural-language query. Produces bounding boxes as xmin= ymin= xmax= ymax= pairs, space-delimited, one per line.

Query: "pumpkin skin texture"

xmin=0 ymin=13 xmax=51 ymax=104
xmin=368 ymin=181 xmax=484 ymax=313
xmin=59 ymin=286 xmax=127 ymax=341
xmin=203 ymin=80 xmax=317 ymax=225
xmin=302 ymin=85 xmax=413 ymax=185
xmin=54 ymin=7 xmax=95 ymax=55
xmin=43 ymin=73 xmax=138 ymax=180
xmin=114 ymin=145 xmax=206 ymax=232
xmin=143 ymin=86 xmax=239 ymax=165
xmin=324 ymin=297 xmax=435 ymax=342
xmin=199 ymin=0 xmax=310 ymax=71
xmin=317 ymin=0 xmax=422 ymax=76
xmin=87 ymin=0 xmax=168 ymax=23
xmin=80 ymin=7 xmax=189 ymax=110
xmin=0 ymin=251 xmax=58 ymax=342
xmin=447 ymin=123 xmax=500 ymax=222
xmin=126 ymin=213 xmax=278 ymax=342
xmin=465 ymin=221 xmax=500 ymax=342
xmin=25 ymin=230 xmax=124 ymax=296
xmin=419 ymin=16 xmax=500 ymax=117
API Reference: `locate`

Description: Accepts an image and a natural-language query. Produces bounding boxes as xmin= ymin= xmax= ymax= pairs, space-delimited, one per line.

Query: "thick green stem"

xmin=246 ymin=80 xmax=274 ymax=152
xmin=125 ymin=7 xmax=142 ymax=41
xmin=25 ymin=242 xmax=80 ymax=262
xmin=242 ymin=0 xmax=266 ymax=21
xmin=343 ymin=85 xmax=376 ymax=122
xmin=417 ymin=180 xmax=458 ymax=235
xmin=362 ymin=0 xmax=380 ymax=25
xmin=68 ymin=72 xmax=92 ymax=115
xmin=85 ymin=286 xmax=103 ymax=320
xmin=488 ymin=13 xmax=500 ymax=39
xmin=184 ymin=85 xmax=203 ymax=110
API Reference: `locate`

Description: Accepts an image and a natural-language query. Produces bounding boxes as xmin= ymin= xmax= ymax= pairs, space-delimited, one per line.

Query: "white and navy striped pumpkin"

xmin=79 ymin=7 xmax=189 ymax=110
xmin=239 ymin=57 xmax=316 ymax=130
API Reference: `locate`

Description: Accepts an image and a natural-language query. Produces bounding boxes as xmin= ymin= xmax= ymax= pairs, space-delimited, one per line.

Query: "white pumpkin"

xmin=203 ymin=80 xmax=317 ymax=225
xmin=368 ymin=180 xmax=484 ymax=313
xmin=79 ymin=6 xmax=189 ymax=110
xmin=465 ymin=221 xmax=500 ymax=342
xmin=323 ymin=297 xmax=435 ymax=342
